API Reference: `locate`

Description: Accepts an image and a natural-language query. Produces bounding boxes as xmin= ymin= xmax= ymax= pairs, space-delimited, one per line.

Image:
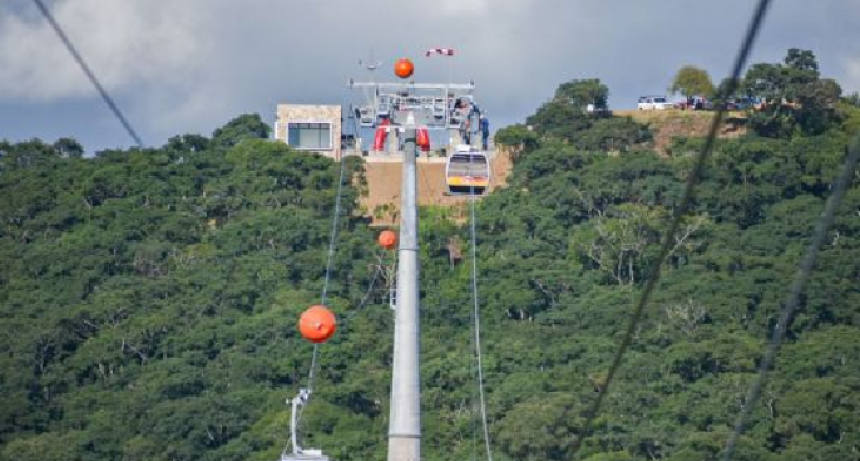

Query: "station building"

xmin=274 ymin=104 xmax=342 ymax=160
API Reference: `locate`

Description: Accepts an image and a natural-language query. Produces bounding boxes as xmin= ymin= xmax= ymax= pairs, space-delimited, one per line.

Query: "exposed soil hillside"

xmin=359 ymin=111 xmax=742 ymax=224
xmin=359 ymin=150 xmax=512 ymax=226
xmin=615 ymin=109 xmax=747 ymax=154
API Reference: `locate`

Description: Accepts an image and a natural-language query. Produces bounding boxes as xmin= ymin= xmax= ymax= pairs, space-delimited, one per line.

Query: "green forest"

xmin=1 ymin=49 xmax=859 ymax=461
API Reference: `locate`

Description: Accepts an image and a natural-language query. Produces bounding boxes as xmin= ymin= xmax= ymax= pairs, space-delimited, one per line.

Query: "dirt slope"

xmin=615 ymin=109 xmax=747 ymax=154
xmin=360 ymin=150 xmax=512 ymax=226
xmin=358 ymin=109 xmax=743 ymax=225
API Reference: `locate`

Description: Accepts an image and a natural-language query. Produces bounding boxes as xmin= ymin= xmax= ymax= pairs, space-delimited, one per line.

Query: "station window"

xmin=287 ymin=122 xmax=332 ymax=150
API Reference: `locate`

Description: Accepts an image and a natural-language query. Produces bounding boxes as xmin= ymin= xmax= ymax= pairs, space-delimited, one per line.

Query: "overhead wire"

xmin=295 ymin=134 xmax=349 ymax=432
xmin=568 ymin=0 xmax=774 ymax=457
xmin=292 ymin=89 xmax=391 ymax=449
xmin=288 ymin=258 xmax=382 ymax=457
xmin=721 ymin=134 xmax=860 ymax=461
xmin=319 ymin=151 xmax=349 ymax=309
xmin=339 ymin=264 xmax=384 ymax=329
xmin=468 ymin=152 xmax=494 ymax=461
xmin=32 ymin=0 xmax=144 ymax=148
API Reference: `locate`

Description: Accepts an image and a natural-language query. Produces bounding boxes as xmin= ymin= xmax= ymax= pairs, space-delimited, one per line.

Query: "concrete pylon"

xmin=387 ymin=126 xmax=421 ymax=461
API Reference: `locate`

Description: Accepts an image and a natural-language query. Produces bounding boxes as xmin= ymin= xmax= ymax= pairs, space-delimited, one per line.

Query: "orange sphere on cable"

xmin=378 ymin=230 xmax=397 ymax=250
xmin=299 ymin=305 xmax=337 ymax=344
xmin=394 ymin=58 xmax=414 ymax=79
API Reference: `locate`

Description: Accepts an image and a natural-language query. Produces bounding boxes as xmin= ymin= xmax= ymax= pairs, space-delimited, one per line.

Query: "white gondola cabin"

xmin=445 ymin=145 xmax=490 ymax=195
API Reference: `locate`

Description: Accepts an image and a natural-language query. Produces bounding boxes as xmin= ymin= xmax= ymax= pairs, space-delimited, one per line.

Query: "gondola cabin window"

xmin=287 ymin=122 xmax=332 ymax=150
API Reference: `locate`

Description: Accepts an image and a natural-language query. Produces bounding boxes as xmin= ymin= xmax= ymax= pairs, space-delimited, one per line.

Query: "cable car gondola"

xmin=445 ymin=145 xmax=490 ymax=195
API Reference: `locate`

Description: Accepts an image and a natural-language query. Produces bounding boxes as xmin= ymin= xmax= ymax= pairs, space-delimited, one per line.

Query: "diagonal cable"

xmin=294 ymin=256 xmax=381 ymax=440
xmin=309 ymin=154 xmax=347 ymax=390
xmin=570 ymin=0 xmax=773 ymax=456
xmin=468 ymin=157 xmax=494 ymax=461
xmin=296 ymin=152 xmax=349 ymax=433
xmin=722 ymin=134 xmax=860 ymax=461
xmin=320 ymin=151 xmax=349 ymax=308
xmin=340 ymin=265 xmax=384 ymax=328
xmin=32 ymin=0 xmax=144 ymax=148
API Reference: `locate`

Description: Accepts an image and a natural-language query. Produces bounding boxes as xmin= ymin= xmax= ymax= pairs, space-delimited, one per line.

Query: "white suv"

xmin=638 ymin=95 xmax=673 ymax=110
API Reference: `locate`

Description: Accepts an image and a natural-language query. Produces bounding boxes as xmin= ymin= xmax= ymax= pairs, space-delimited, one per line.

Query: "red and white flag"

xmin=425 ymin=48 xmax=455 ymax=57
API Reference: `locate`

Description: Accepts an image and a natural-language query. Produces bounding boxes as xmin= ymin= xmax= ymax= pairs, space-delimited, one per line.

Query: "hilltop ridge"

xmin=615 ymin=109 xmax=747 ymax=154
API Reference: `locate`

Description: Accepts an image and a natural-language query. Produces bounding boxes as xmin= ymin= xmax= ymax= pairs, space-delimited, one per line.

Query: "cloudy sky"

xmin=1 ymin=0 xmax=859 ymax=152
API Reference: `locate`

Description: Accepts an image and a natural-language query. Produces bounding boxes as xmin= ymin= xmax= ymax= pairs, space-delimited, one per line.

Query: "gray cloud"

xmin=0 ymin=0 xmax=858 ymax=151
xmin=0 ymin=0 xmax=208 ymax=99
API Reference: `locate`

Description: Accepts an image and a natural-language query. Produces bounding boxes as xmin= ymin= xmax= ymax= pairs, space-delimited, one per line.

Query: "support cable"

xmin=32 ymin=0 xmax=144 ymax=148
xmin=286 ymin=261 xmax=382 ymax=457
xmin=295 ymin=147 xmax=349 ymax=429
xmin=340 ymin=265 xmax=384 ymax=327
xmin=569 ymin=0 xmax=773 ymax=456
xmin=469 ymin=164 xmax=494 ymax=461
xmin=320 ymin=153 xmax=349 ymax=308
xmin=722 ymin=135 xmax=860 ymax=461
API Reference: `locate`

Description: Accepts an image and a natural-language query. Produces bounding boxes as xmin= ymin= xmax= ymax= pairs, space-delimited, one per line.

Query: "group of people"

xmin=455 ymin=98 xmax=490 ymax=150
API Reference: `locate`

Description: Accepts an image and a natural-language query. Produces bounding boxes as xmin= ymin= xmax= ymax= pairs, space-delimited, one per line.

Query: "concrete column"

xmin=387 ymin=127 xmax=420 ymax=461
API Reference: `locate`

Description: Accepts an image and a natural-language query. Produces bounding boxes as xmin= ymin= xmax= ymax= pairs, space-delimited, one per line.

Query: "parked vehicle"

xmin=723 ymin=97 xmax=754 ymax=110
xmin=678 ymin=95 xmax=713 ymax=110
xmin=638 ymin=95 xmax=673 ymax=110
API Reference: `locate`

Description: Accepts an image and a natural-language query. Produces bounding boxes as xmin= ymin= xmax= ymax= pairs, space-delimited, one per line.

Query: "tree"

xmin=744 ymin=49 xmax=842 ymax=137
xmin=165 ymin=134 xmax=211 ymax=153
xmin=526 ymin=99 xmax=592 ymax=138
xmin=514 ymin=78 xmax=650 ymax=158
xmin=571 ymin=204 xmax=707 ymax=286
xmin=670 ymin=65 xmax=715 ymax=97
xmin=495 ymin=393 xmax=585 ymax=461
xmin=494 ymin=124 xmax=540 ymax=160
xmin=212 ymin=114 xmax=271 ymax=149
xmin=574 ymin=117 xmax=652 ymax=152
xmin=555 ymin=78 xmax=610 ymax=111
xmin=526 ymin=79 xmax=613 ymax=138
xmin=784 ymin=48 xmax=818 ymax=73
xmin=53 ymin=137 xmax=84 ymax=158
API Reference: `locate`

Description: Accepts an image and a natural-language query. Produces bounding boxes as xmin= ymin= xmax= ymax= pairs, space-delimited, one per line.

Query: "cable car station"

xmin=274 ymin=59 xmax=494 ymax=199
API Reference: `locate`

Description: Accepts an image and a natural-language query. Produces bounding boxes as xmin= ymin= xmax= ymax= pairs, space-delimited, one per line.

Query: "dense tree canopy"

xmin=555 ymin=78 xmax=610 ymax=111
xmin=503 ymin=78 xmax=651 ymax=155
xmin=2 ymin=51 xmax=859 ymax=461
xmin=212 ymin=114 xmax=272 ymax=149
xmin=743 ymin=49 xmax=843 ymax=137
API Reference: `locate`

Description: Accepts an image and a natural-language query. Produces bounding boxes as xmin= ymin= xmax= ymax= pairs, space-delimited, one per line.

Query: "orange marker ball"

xmin=299 ymin=305 xmax=337 ymax=344
xmin=394 ymin=58 xmax=414 ymax=79
xmin=378 ymin=230 xmax=397 ymax=250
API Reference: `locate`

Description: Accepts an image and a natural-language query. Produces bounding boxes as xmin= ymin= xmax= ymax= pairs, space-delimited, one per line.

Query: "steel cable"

xmin=722 ymin=134 xmax=860 ymax=461
xmin=468 ymin=157 xmax=494 ymax=461
xmin=570 ymin=0 xmax=773 ymax=457
xmin=32 ymin=0 xmax=144 ymax=148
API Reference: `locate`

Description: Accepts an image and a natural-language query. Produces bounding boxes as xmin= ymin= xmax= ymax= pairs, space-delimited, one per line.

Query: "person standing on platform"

xmin=459 ymin=117 xmax=471 ymax=145
xmin=480 ymin=115 xmax=490 ymax=151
